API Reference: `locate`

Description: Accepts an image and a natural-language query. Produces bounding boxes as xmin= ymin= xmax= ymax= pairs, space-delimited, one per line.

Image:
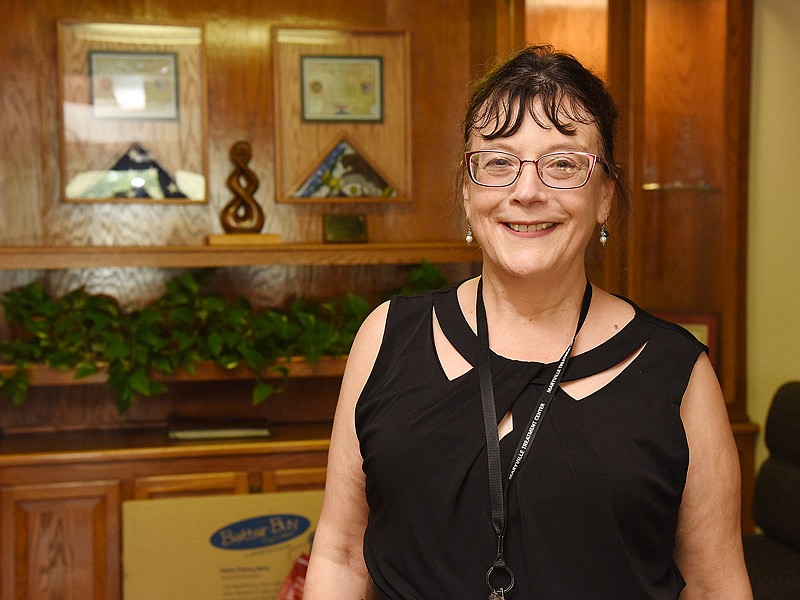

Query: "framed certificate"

xmin=57 ymin=20 xmax=208 ymax=204
xmin=301 ymin=56 xmax=382 ymax=122
xmin=273 ymin=27 xmax=410 ymax=204
xmin=89 ymin=51 xmax=179 ymax=120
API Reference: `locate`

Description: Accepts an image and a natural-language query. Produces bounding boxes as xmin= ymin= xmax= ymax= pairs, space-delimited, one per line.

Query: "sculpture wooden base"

xmin=207 ymin=233 xmax=282 ymax=246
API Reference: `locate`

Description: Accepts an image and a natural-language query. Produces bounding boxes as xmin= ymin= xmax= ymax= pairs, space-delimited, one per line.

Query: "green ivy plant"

xmin=0 ymin=262 xmax=447 ymax=412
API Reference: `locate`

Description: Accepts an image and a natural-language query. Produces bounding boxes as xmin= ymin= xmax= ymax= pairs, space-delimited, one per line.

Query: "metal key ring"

xmin=486 ymin=564 xmax=515 ymax=595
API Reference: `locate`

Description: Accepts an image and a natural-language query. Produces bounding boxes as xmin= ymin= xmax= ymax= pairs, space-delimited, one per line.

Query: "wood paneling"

xmin=0 ymin=3 xmax=45 ymax=246
xmin=636 ymin=0 xmax=727 ymax=311
xmin=628 ymin=0 xmax=750 ymax=422
xmin=525 ymin=0 xmax=608 ymax=76
xmin=519 ymin=0 xmax=755 ymax=529
xmin=0 ymin=0 xmax=475 ymax=307
xmin=468 ymin=0 xmax=525 ymax=81
xmin=522 ymin=0 xmax=751 ymax=422
xmin=0 ymin=0 xmax=481 ymax=434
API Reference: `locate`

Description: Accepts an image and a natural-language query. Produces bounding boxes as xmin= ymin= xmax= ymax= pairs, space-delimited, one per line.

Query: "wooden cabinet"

xmin=524 ymin=0 xmax=751 ymax=415
xmin=0 ymin=424 xmax=330 ymax=600
xmin=620 ymin=0 xmax=752 ymax=423
xmin=518 ymin=0 xmax=756 ymax=529
xmin=617 ymin=0 xmax=755 ymax=530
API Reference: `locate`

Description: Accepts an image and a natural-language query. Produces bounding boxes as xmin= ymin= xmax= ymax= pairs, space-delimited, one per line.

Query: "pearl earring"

xmin=465 ymin=224 xmax=473 ymax=246
xmin=600 ymin=218 xmax=610 ymax=247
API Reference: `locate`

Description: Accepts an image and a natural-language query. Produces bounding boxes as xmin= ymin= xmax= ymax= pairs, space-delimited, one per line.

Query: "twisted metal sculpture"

xmin=220 ymin=141 xmax=265 ymax=233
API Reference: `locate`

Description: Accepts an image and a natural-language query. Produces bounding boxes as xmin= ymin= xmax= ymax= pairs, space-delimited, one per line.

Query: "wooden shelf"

xmin=0 ymin=357 xmax=347 ymax=387
xmin=641 ymin=181 xmax=719 ymax=192
xmin=0 ymin=242 xmax=481 ymax=270
xmin=0 ymin=422 xmax=333 ymax=466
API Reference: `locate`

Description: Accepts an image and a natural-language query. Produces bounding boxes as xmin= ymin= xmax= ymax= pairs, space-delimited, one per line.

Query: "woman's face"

xmin=463 ymin=101 xmax=613 ymax=282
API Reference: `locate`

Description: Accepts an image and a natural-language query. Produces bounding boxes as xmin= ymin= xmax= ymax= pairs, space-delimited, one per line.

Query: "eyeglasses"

xmin=465 ymin=150 xmax=605 ymax=189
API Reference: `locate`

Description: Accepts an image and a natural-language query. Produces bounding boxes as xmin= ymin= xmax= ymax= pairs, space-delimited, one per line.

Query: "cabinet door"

xmin=627 ymin=0 xmax=750 ymax=421
xmin=0 ymin=480 xmax=120 ymax=600
xmin=133 ymin=471 xmax=250 ymax=499
xmin=261 ymin=467 xmax=327 ymax=493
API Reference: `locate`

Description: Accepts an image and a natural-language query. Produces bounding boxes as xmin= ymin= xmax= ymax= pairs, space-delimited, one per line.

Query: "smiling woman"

xmin=304 ymin=45 xmax=753 ymax=600
xmin=461 ymin=104 xmax=613 ymax=286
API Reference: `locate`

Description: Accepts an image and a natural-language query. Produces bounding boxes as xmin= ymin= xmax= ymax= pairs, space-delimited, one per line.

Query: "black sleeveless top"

xmin=355 ymin=284 xmax=706 ymax=600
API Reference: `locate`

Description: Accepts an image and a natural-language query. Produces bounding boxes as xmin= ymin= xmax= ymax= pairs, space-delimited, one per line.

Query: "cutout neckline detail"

xmin=431 ymin=284 xmax=649 ymax=384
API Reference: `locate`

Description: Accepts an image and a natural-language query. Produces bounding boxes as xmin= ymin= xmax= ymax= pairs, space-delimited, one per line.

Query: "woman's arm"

xmin=303 ymin=302 xmax=389 ymax=600
xmin=674 ymin=353 xmax=753 ymax=599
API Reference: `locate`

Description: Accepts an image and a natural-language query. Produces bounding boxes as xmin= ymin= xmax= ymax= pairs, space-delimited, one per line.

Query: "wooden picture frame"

xmin=57 ymin=20 xmax=209 ymax=204
xmin=273 ymin=27 xmax=410 ymax=204
xmin=654 ymin=311 xmax=720 ymax=370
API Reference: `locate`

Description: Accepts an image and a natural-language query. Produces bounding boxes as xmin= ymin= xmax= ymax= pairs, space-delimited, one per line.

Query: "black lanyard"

xmin=477 ymin=278 xmax=592 ymax=599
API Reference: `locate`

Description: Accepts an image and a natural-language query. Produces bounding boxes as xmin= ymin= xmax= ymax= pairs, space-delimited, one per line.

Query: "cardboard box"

xmin=123 ymin=491 xmax=323 ymax=599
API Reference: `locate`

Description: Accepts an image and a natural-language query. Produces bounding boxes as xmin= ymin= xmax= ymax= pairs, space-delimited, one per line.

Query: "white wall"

xmin=748 ymin=0 xmax=800 ymax=467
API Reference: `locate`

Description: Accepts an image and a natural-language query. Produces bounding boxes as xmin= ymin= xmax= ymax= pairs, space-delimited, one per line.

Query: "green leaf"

xmin=215 ymin=356 xmax=239 ymax=370
xmin=0 ymin=369 xmax=30 ymax=407
xmin=239 ymin=345 xmax=265 ymax=371
xmin=220 ymin=330 xmax=241 ymax=348
xmin=149 ymin=380 xmax=168 ymax=396
xmin=171 ymin=330 xmax=196 ymax=351
xmin=208 ymin=331 xmax=223 ymax=356
xmin=202 ymin=295 xmax=227 ymax=313
xmin=74 ymin=362 xmax=101 ymax=379
xmin=132 ymin=344 xmax=150 ymax=365
xmin=252 ymin=381 xmax=275 ymax=405
xmin=179 ymin=271 xmax=202 ymax=295
xmin=391 ymin=260 xmax=448 ymax=297
xmin=150 ymin=355 xmax=175 ymax=375
xmin=128 ymin=369 xmax=153 ymax=396
xmin=138 ymin=329 xmax=167 ymax=351
xmin=105 ymin=339 xmax=129 ymax=361
xmin=344 ymin=292 xmax=371 ymax=318
xmin=115 ymin=385 xmax=134 ymax=413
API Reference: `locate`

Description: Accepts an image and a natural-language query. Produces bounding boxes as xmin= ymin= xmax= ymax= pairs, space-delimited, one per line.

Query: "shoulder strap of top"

xmin=432 ymin=284 xmax=480 ymax=365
